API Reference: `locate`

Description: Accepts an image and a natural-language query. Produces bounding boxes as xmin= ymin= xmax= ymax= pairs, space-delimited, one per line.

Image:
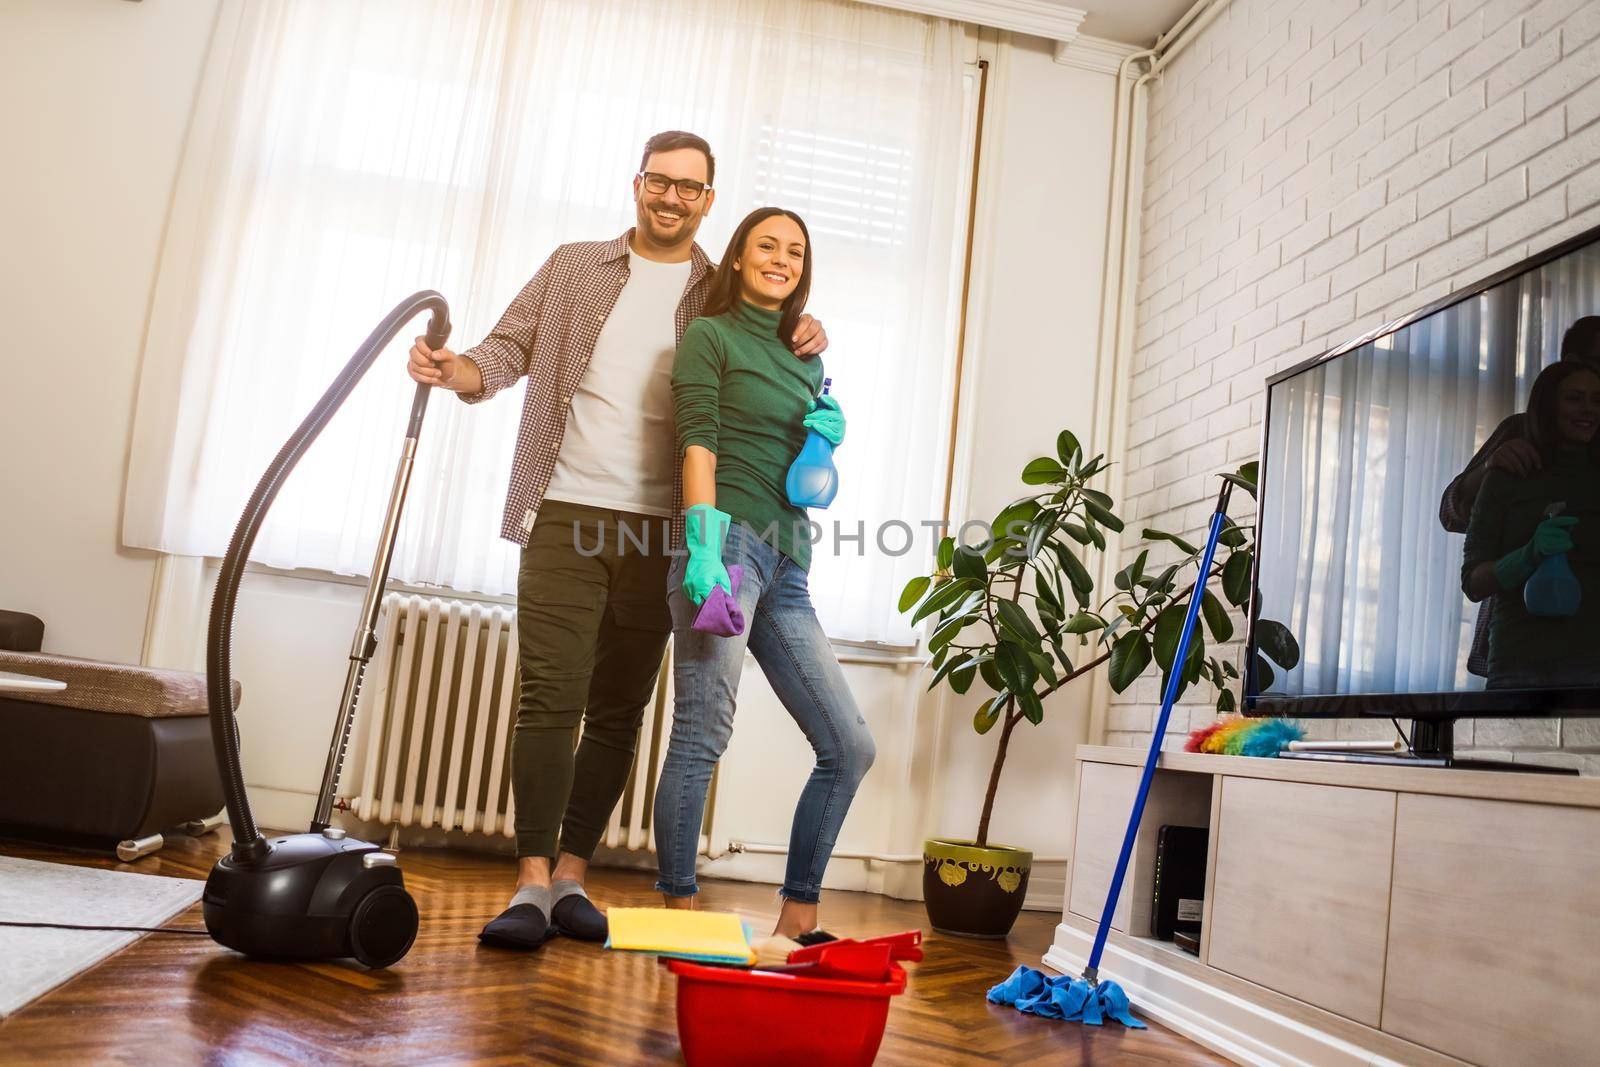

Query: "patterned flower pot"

xmin=921 ymin=838 xmax=1032 ymax=939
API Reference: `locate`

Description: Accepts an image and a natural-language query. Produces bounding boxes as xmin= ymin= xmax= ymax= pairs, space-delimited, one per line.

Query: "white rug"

xmin=0 ymin=856 xmax=204 ymax=1017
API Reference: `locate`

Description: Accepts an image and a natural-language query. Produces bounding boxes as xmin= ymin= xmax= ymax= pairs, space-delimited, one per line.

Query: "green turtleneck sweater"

xmin=672 ymin=301 xmax=824 ymax=569
xmin=1461 ymin=446 xmax=1600 ymax=689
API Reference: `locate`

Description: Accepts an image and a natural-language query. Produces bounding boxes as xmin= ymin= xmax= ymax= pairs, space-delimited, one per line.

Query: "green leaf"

xmin=950 ymin=663 xmax=977 ymax=695
xmin=1153 ymin=604 xmax=1185 ymax=670
xmin=994 ymin=639 xmax=1038 ymax=693
xmin=1108 ymin=631 xmax=1153 ymax=693
xmin=1083 ymin=498 xmax=1125 ymax=533
xmin=1026 ymin=517 xmax=1053 ymax=560
xmin=929 ymin=646 xmax=948 ymax=671
xmin=1082 ymin=488 xmax=1113 ymax=508
xmin=1030 ymin=649 xmax=1057 ymax=684
xmin=1063 ymin=610 xmax=1103 ymax=635
xmin=1222 ymin=549 xmax=1252 ymax=607
xmin=1017 ymin=688 xmax=1045 ymax=725
xmin=1052 ymin=639 xmax=1074 ymax=675
xmin=1143 ymin=528 xmax=1200 ymax=556
xmin=925 ymin=651 xmax=971 ymax=691
xmin=1217 ymin=520 xmax=1247 ymax=549
xmin=1236 ymin=460 xmax=1258 ymax=490
xmin=993 ymin=499 xmax=1041 ymax=543
xmin=979 ymin=656 xmax=1005 ymax=693
xmin=1022 ymin=457 xmax=1067 ymax=484
xmin=898 ymin=575 xmax=931 ymax=614
xmin=912 ymin=578 xmax=975 ymax=624
xmin=937 ymin=536 xmax=955 ymax=571
xmin=1221 ymin=463 xmax=1259 ymax=499
xmin=1056 ymin=429 xmax=1082 ymax=466
xmin=1060 ymin=522 xmax=1094 ymax=546
xmin=1253 ymin=653 xmax=1276 ymax=692
xmin=927 ymin=613 xmax=970 ymax=656
xmin=996 ymin=601 xmax=1042 ymax=647
xmin=1217 ymin=688 xmax=1237 ymax=713
xmin=952 ymin=545 xmax=987 ymax=583
xmin=1255 ymin=618 xmax=1300 ymax=669
xmin=1201 ymin=590 xmax=1234 ymax=642
xmin=1222 ymin=660 xmax=1239 ymax=679
xmin=973 ymin=696 xmax=1003 ymax=734
xmin=1053 ymin=542 xmax=1094 ymax=594
xmin=1034 ymin=570 xmax=1062 ymax=615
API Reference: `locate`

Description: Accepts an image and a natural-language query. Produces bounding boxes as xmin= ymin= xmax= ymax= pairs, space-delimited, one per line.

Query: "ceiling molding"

xmin=1052 ymin=33 xmax=1146 ymax=73
xmin=867 ymin=0 xmax=1087 ymax=45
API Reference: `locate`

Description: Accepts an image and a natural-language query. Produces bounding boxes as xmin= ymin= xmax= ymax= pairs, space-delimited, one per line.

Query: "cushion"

xmin=0 ymin=651 xmax=239 ymax=719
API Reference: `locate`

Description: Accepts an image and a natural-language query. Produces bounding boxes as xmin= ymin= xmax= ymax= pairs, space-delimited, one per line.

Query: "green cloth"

xmin=1462 ymin=448 xmax=1600 ymax=689
xmin=673 ymin=301 xmax=823 ymax=569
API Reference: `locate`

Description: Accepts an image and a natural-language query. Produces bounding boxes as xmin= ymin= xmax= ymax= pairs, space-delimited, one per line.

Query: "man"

xmin=407 ymin=131 xmax=827 ymax=949
xmin=1439 ymin=315 xmax=1600 ymax=676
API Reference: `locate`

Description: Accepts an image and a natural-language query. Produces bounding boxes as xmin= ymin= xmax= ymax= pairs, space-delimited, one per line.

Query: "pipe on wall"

xmin=1088 ymin=0 xmax=1234 ymax=744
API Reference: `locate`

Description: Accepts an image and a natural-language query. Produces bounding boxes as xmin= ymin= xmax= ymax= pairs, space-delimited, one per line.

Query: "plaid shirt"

xmin=1439 ymin=411 xmax=1527 ymax=677
xmin=458 ymin=229 xmax=715 ymax=548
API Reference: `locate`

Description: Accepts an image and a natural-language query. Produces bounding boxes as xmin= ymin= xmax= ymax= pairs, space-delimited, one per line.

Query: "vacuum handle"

xmin=208 ymin=292 xmax=452 ymax=861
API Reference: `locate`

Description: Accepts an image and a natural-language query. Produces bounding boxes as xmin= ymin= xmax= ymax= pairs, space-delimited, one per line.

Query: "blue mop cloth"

xmin=986 ymin=966 xmax=1145 ymax=1028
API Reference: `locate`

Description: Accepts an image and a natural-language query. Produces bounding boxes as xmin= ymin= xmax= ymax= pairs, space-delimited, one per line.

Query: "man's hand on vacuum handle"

xmin=408 ymin=335 xmax=482 ymax=394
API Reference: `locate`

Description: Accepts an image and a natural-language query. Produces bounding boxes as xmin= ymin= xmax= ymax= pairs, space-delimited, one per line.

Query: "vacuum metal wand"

xmin=310 ymin=364 xmax=446 ymax=831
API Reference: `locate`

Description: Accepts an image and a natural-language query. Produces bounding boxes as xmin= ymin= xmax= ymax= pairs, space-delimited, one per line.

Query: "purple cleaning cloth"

xmin=692 ymin=565 xmax=745 ymax=637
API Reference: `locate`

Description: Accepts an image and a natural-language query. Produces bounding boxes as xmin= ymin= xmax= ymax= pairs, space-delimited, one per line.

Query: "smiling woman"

xmin=123 ymin=0 xmax=975 ymax=644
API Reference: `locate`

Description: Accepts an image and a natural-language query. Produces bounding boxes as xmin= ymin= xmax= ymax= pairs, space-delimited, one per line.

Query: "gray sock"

xmin=551 ymin=879 xmax=587 ymax=906
xmin=510 ymin=884 xmax=552 ymax=918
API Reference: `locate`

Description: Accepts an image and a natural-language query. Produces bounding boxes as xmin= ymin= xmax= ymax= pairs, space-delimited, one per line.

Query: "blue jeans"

xmin=654 ymin=521 xmax=875 ymax=904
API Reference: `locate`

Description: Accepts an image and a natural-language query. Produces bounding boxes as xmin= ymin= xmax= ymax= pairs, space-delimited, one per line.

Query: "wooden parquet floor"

xmin=0 ymin=830 xmax=1224 ymax=1066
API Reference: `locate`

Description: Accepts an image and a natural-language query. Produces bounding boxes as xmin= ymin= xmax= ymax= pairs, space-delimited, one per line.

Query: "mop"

xmin=989 ymin=478 xmax=1235 ymax=1028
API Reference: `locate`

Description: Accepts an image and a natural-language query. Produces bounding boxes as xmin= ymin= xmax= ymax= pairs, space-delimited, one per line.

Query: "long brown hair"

xmin=1525 ymin=360 xmax=1600 ymax=462
xmin=702 ymin=208 xmax=813 ymax=350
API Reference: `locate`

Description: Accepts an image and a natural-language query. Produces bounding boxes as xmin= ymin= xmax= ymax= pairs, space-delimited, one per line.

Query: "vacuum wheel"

xmin=349 ymin=884 xmax=419 ymax=969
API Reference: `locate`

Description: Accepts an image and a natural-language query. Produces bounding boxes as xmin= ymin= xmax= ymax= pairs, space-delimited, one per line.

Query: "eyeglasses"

xmin=639 ymin=171 xmax=710 ymax=202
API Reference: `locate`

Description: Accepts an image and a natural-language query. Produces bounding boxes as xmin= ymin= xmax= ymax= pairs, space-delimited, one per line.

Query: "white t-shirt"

xmin=543 ymin=251 xmax=691 ymax=517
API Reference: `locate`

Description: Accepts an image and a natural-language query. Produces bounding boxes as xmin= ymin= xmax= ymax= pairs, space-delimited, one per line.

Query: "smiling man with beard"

xmin=406 ymin=131 xmax=828 ymax=950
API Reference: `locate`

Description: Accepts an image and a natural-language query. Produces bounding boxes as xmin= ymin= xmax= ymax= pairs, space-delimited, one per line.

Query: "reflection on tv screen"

xmin=1253 ymin=242 xmax=1600 ymax=703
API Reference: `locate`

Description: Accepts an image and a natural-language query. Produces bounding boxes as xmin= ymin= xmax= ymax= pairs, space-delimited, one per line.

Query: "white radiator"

xmin=341 ymin=593 xmax=720 ymax=857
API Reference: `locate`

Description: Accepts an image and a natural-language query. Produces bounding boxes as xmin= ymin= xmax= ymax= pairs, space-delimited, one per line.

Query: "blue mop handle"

xmin=1083 ymin=478 xmax=1233 ymax=983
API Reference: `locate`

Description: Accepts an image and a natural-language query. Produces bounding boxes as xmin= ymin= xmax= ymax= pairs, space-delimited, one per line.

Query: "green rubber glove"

xmin=683 ymin=504 xmax=733 ymax=607
xmin=1493 ymin=514 xmax=1577 ymax=590
xmin=803 ymin=394 xmax=845 ymax=447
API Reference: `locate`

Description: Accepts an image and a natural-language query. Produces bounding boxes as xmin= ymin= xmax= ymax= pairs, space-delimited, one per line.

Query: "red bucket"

xmin=665 ymin=958 xmax=908 ymax=1067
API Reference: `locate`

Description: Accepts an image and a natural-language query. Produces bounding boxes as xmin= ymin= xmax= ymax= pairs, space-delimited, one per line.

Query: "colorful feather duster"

xmin=1184 ymin=715 xmax=1303 ymax=756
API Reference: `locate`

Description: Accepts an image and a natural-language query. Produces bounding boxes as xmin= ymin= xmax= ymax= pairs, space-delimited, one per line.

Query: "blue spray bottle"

xmin=786 ymin=377 xmax=840 ymax=509
xmin=1525 ymin=502 xmax=1582 ymax=618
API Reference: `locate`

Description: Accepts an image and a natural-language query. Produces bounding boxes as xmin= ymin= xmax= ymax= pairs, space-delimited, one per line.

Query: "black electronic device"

xmin=1151 ymin=825 xmax=1208 ymax=942
xmin=202 ymin=291 xmax=450 ymax=968
xmin=1246 ymin=222 xmax=1600 ymax=771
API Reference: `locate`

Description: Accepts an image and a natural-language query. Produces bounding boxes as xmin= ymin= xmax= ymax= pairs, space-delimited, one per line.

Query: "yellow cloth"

xmin=605 ymin=907 xmax=755 ymax=965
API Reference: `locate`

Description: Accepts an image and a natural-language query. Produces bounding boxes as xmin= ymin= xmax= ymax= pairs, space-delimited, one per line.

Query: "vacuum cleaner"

xmin=202 ymin=291 xmax=451 ymax=969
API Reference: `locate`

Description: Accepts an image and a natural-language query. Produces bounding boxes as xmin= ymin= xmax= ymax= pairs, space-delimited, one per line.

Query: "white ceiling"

xmin=1078 ymin=0 xmax=1197 ymax=47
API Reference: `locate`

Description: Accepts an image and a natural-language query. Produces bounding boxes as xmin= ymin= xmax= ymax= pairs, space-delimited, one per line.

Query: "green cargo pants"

xmin=512 ymin=499 xmax=673 ymax=860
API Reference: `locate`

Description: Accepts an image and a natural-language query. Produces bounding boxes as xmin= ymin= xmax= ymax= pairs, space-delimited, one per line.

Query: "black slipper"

xmin=551 ymin=893 xmax=609 ymax=942
xmin=477 ymin=902 xmax=553 ymax=950
xmin=793 ymin=929 xmax=839 ymax=947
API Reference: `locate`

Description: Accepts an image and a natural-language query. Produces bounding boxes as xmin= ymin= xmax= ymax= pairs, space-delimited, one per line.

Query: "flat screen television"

xmin=1245 ymin=223 xmax=1600 ymax=770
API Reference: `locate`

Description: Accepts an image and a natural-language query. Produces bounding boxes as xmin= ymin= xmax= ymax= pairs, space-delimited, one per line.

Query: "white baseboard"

xmin=1042 ymin=923 xmax=1410 ymax=1067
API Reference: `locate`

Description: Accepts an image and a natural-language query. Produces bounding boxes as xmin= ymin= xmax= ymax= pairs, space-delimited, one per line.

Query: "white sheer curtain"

xmin=1258 ymin=244 xmax=1600 ymax=695
xmin=125 ymin=0 xmax=972 ymax=644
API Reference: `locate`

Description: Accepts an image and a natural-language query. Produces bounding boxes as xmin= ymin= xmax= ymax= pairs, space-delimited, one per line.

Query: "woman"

xmin=653 ymin=207 xmax=873 ymax=939
xmin=1462 ymin=360 xmax=1600 ymax=689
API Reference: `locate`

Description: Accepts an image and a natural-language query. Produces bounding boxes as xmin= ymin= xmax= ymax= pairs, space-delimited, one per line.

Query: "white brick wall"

xmin=1108 ymin=0 xmax=1600 ymax=773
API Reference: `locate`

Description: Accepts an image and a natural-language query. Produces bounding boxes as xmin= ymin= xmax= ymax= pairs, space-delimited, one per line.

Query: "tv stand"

xmin=1410 ymin=719 xmax=1576 ymax=775
xmin=1052 ymin=746 xmax=1600 ymax=1065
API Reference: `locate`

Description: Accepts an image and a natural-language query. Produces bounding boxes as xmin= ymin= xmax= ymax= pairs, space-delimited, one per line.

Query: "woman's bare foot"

xmin=773 ymin=898 xmax=818 ymax=938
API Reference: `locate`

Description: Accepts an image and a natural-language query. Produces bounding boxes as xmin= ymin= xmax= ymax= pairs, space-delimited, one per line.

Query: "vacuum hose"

xmin=206 ymin=292 xmax=451 ymax=863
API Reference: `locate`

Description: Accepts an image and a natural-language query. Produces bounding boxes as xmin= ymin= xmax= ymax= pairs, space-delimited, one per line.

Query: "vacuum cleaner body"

xmin=203 ymin=831 xmax=417 ymax=968
xmin=202 ymin=292 xmax=450 ymax=969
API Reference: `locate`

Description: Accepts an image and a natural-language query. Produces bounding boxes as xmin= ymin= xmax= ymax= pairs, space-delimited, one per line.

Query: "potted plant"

xmin=901 ymin=430 xmax=1298 ymax=938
